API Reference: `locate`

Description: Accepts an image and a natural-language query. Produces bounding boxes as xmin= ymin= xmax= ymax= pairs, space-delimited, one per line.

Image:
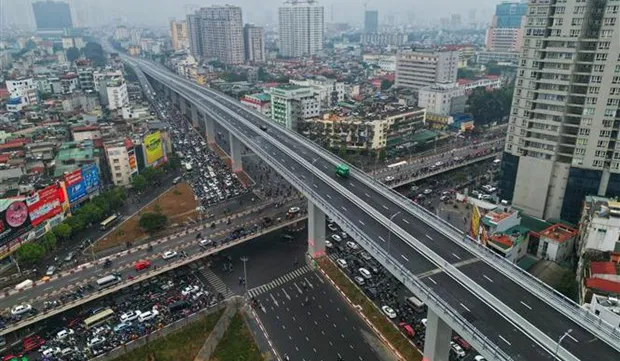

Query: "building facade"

xmin=269 ymin=85 xmax=320 ymax=130
xmin=6 ymin=78 xmax=38 ymax=106
xmin=289 ymin=77 xmax=345 ymax=109
xmin=500 ymin=0 xmax=620 ymax=222
xmin=105 ymin=139 xmax=137 ymax=187
xmin=244 ymin=24 xmax=266 ymax=63
xmin=395 ymin=49 xmax=459 ymax=92
xmin=364 ymin=10 xmax=379 ymax=33
xmin=278 ymin=0 xmax=324 ymax=58
xmin=485 ymin=1 xmax=528 ymax=52
xmin=360 ymin=33 xmax=408 ymax=46
xmin=32 ymin=0 xmax=73 ymax=30
xmin=187 ymin=14 xmax=202 ymax=59
xmin=187 ymin=5 xmax=245 ymax=64
xmin=241 ymin=93 xmax=271 ymax=116
xmin=418 ymin=82 xmax=467 ymax=116
xmin=100 ymin=79 xmax=128 ymax=111
xmin=170 ymin=20 xmax=189 ymax=51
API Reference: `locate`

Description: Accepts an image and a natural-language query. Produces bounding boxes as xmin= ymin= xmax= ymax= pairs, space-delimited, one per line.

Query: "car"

xmin=421 ymin=318 xmax=427 ymax=327
xmin=45 ymin=266 xmax=56 ymax=276
xmin=440 ymin=195 xmax=449 ymax=201
xmin=64 ymin=252 xmax=75 ymax=262
xmin=162 ymin=251 xmax=178 ymax=260
xmin=399 ymin=322 xmax=415 ymax=337
xmin=435 ymin=161 xmax=443 ymax=167
xmin=340 ymin=232 xmax=349 ymax=239
xmin=353 ymin=276 xmax=365 ymax=285
xmin=120 ymin=311 xmax=139 ymax=322
xmin=384 ymin=176 xmax=395 ymax=182
xmin=480 ymin=194 xmax=493 ymax=201
xmin=287 ymin=206 xmax=300 ymax=215
xmin=381 ymin=305 xmax=397 ymax=319
xmin=452 ymin=335 xmax=472 ymax=351
xmin=134 ymin=260 xmax=151 ymax=271
xmin=11 ymin=304 xmax=32 ymax=315
xmin=331 ymin=234 xmax=342 ymax=242
xmin=137 ymin=309 xmax=159 ymax=322
xmin=113 ymin=322 xmax=133 ymax=332
xmin=199 ymin=238 xmax=213 ymax=247
xmin=474 ymin=356 xmax=487 ymax=361
xmin=423 ymin=188 xmax=433 ymax=195
xmin=336 ymin=258 xmax=347 ymax=268
xmin=359 ymin=268 xmax=372 ymax=279
xmin=182 ymin=285 xmax=200 ymax=296
xmin=259 ymin=125 xmax=268 ymax=131
xmin=327 ymin=223 xmax=338 ymax=232
xmin=346 ymin=241 xmax=359 ymax=250
xmin=360 ymin=251 xmax=372 ymax=261
xmin=41 ymin=347 xmax=61 ymax=357
xmin=56 ymin=329 xmax=75 ymax=340
xmin=325 ymin=240 xmax=333 ymax=248
xmin=450 ymin=341 xmax=466 ymax=358
xmin=60 ymin=347 xmax=78 ymax=357
xmin=87 ymin=337 xmax=106 ymax=347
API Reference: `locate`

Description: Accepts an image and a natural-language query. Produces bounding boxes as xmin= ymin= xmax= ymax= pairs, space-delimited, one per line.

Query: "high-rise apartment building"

xmin=395 ymin=49 xmax=459 ymax=92
xmin=278 ymin=0 xmax=324 ymax=58
xmin=501 ymin=0 xmax=620 ymax=222
xmin=170 ymin=20 xmax=188 ymax=51
xmin=244 ymin=24 xmax=266 ymax=63
xmin=187 ymin=5 xmax=245 ymax=65
xmin=364 ymin=10 xmax=379 ymax=33
xmin=32 ymin=1 xmax=73 ymax=30
xmin=486 ymin=1 xmax=528 ymax=52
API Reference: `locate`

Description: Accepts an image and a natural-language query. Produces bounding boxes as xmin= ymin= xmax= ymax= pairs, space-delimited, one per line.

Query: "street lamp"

xmin=554 ymin=329 xmax=573 ymax=361
xmin=387 ymin=211 xmax=402 ymax=258
xmin=240 ymin=256 xmax=249 ymax=298
xmin=311 ymin=158 xmax=319 ymax=190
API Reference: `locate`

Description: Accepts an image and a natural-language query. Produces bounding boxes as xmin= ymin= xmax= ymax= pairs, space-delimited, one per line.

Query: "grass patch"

xmin=210 ymin=312 xmax=263 ymax=361
xmin=113 ymin=309 xmax=224 ymax=361
xmin=95 ymin=183 xmax=199 ymax=251
xmin=318 ymin=258 xmax=422 ymax=361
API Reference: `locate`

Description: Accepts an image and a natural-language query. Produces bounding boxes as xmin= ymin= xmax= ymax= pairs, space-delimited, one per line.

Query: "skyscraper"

xmin=244 ymin=24 xmax=265 ymax=63
xmin=170 ymin=20 xmax=188 ymax=51
xmin=187 ymin=5 xmax=245 ymax=65
xmin=32 ymin=0 xmax=73 ymax=30
xmin=278 ymin=0 xmax=324 ymax=58
xmin=501 ymin=0 xmax=620 ymax=222
xmin=485 ymin=1 xmax=527 ymax=52
xmin=364 ymin=10 xmax=379 ymax=33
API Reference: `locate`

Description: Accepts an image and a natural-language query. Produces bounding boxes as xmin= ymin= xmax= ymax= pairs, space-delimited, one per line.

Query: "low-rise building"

xmin=418 ymin=82 xmax=467 ymax=116
xmin=269 ymin=85 xmax=320 ymax=130
xmin=6 ymin=78 xmax=38 ymax=107
xmin=362 ymin=54 xmax=396 ymax=72
xmin=241 ymin=93 xmax=271 ymax=116
xmin=100 ymin=79 xmax=129 ymax=111
xmin=290 ymin=77 xmax=345 ymax=110
xmin=536 ymin=223 xmax=578 ymax=263
xmin=105 ymin=138 xmax=139 ymax=187
xmin=360 ymin=33 xmax=408 ymax=46
xmin=586 ymin=295 xmax=620 ymax=328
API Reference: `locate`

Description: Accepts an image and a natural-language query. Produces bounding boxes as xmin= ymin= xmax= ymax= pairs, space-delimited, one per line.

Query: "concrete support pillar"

xmin=190 ymin=106 xmax=199 ymax=128
xmin=229 ymin=133 xmax=243 ymax=173
xmin=180 ymin=97 xmax=188 ymax=116
xmin=205 ymin=116 xmax=216 ymax=145
xmin=307 ymin=201 xmax=326 ymax=257
xmin=423 ymin=308 xmax=452 ymax=361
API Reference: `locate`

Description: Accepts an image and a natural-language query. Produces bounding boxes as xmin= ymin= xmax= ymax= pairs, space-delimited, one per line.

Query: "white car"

xmin=41 ymin=347 xmax=61 ymax=357
xmin=325 ymin=240 xmax=333 ymax=248
xmin=56 ymin=328 xmax=75 ymax=340
xmin=11 ymin=304 xmax=32 ymax=315
xmin=87 ymin=336 xmax=106 ymax=347
xmin=346 ymin=241 xmax=359 ymax=250
xmin=450 ymin=341 xmax=466 ymax=358
xmin=359 ymin=268 xmax=372 ymax=279
xmin=162 ymin=251 xmax=178 ymax=260
xmin=381 ymin=305 xmax=397 ymax=319
xmin=336 ymin=258 xmax=348 ymax=268
xmin=340 ymin=232 xmax=349 ymax=239
xmin=421 ymin=318 xmax=427 ymax=327
xmin=327 ymin=223 xmax=338 ymax=232
xmin=474 ymin=356 xmax=487 ymax=361
xmin=423 ymin=188 xmax=433 ymax=195
xmin=331 ymin=234 xmax=342 ymax=243
xmin=182 ymin=285 xmax=200 ymax=296
xmin=354 ymin=276 xmax=365 ymax=286
xmin=120 ymin=310 xmax=139 ymax=322
xmin=288 ymin=206 xmax=300 ymax=214
xmin=199 ymin=239 xmax=213 ymax=247
xmin=137 ymin=309 xmax=159 ymax=323
xmin=384 ymin=176 xmax=395 ymax=182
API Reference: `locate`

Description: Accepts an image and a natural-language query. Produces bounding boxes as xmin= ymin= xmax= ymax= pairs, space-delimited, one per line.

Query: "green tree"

xmin=66 ymin=47 xmax=80 ymax=63
xmin=131 ymin=174 xmax=147 ymax=192
xmin=380 ymin=79 xmax=394 ymax=91
xmin=78 ymin=203 xmax=104 ymax=225
xmin=41 ymin=232 xmax=57 ymax=252
xmin=52 ymin=223 xmax=72 ymax=240
xmin=16 ymin=243 xmax=46 ymax=266
xmin=466 ymin=86 xmax=513 ymax=126
xmin=82 ymin=42 xmax=106 ymax=66
xmin=139 ymin=212 xmax=168 ymax=233
xmin=457 ymin=68 xmax=478 ymax=79
xmin=554 ymin=271 xmax=578 ymax=301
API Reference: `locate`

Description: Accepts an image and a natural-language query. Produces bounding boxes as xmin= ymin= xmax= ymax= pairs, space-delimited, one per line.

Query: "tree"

xmin=41 ymin=232 xmax=57 ymax=252
xmin=82 ymin=42 xmax=106 ymax=66
xmin=16 ymin=243 xmax=46 ymax=266
xmin=457 ymin=68 xmax=478 ymax=80
xmin=78 ymin=203 xmax=104 ymax=225
xmin=139 ymin=212 xmax=168 ymax=233
xmin=380 ymin=79 xmax=394 ymax=91
xmin=466 ymin=85 xmax=514 ymax=126
xmin=131 ymin=174 xmax=147 ymax=192
xmin=554 ymin=271 xmax=578 ymax=301
xmin=52 ymin=223 xmax=72 ymax=240
xmin=66 ymin=47 xmax=80 ymax=63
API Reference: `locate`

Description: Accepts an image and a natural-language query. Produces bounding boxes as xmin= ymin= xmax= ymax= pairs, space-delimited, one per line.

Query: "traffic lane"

xmin=256 ymin=272 xmax=384 ymax=361
xmin=0 ymin=203 xmax=299 ymax=310
xmin=423 ymin=272 xmax=555 ymax=361
xmin=462 ymin=262 xmax=619 ymax=361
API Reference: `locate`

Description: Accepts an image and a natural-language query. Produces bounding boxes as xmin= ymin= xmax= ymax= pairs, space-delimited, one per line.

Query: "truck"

xmin=14 ymin=279 xmax=33 ymax=291
xmin=335 ymin=164 xmax=350 ymax=178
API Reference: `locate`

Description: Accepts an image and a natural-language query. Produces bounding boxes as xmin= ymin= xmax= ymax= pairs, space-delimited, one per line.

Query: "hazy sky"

xmin=74 ymin=0 xmax=505 ymax=26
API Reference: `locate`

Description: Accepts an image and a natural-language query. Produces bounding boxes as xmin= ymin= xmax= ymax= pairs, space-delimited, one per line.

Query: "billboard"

xmin=469 ymin=205 xmax=481 ymax=242
xmin=144 ymin=131 xmax=164 ymax=165
xmin=64 ymin=169 xmax=87 ymax=204
xmin=0 ymin=198 xmax=32 ymax=247
xmin=26 ymin=184 xmax=64 ymax=227
xmin=82 ymin=163 xmax=100 ymax=194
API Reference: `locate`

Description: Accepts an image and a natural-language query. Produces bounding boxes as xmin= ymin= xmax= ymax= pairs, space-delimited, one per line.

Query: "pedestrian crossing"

xmin=248 ymin=266 xmax=312 ymax=298
xmin=199 ymin=267 xmax=235 ymax=298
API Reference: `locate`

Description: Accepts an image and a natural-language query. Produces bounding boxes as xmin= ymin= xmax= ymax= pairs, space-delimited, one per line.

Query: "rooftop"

xmin=482 ymin=210 xmax=514 ymax=226
xmin=539 ymin=224 xmax=578 ymax=244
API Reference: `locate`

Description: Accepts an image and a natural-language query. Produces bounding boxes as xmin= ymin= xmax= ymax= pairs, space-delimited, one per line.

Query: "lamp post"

xmin=387 ymin=211 xmax=402 ymax=258
xmin=554 ymin=329 xmax=573 ymax=361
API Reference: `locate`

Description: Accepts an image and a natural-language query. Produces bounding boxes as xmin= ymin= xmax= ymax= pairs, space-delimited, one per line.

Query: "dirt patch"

xmin=94 ymin=183 xmax=199 ymax=252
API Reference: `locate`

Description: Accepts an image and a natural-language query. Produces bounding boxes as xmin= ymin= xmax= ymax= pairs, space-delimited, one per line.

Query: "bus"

xmin=96 ymin=274 xmax=120 ymax=289
xmin=387 ymin=160 xmax=408 ymax=168
xmin=83 ymin=308 xmax=115 ymax=329
xmin=406 ymin=295 xmax=426 ymax=313
xmin=100 ymin=214 xmax=119 ymax=231
xmin=335 ymin=164 xmax=349 ymax=178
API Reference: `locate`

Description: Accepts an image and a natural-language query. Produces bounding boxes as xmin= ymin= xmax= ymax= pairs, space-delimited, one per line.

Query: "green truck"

xmin=335 ymin=164 xmax=350 ymax=178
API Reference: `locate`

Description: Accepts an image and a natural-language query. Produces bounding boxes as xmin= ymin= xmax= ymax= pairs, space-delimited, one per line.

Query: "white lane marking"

xmin=427 ymin=277 xmax=437 ymax=285
xmin=401 ymin=255 xmax=409 ymax=262
xmin=349 ymin=182 xmax=355 ymax=187
xmin=270 ymin=293 xmax=279 ymax=307
xmin=326 ymin=194 xmax=332 ymax=199
xmin=323 ymin=165 xmax=328 ymax=169
xmin=282 ymin=289 xmax=291 ymax=301
xmin=402 ymin=219 xmax=410 ymax=224
xmin=378 ymin=236 xmax=386 ymax=242
xmin=301 ymin=175 xmax=306 ymax=179
xmin=358 ymin=220 xmax=365 ymax=226
xmin=498 ymin=335 xmax=511 ymax=346
xmin=382 ymin=205 xmax=389 ymax=210
xmin=460 ymin=303 xmax=471 ymax=312
xmin=43 ymin=286 xmax=53 ymax=292
xmin=313 ymin=184 xmax=318 ymax=188
xmin=304 ymin=277 xmax=314 ymax=289
xmin=341 ymin=206 xmax=347 ymax=211
xmin=426 ymin=234 xmax=433 ymax=240
xmin=452 ymin=253 xmax=461 ymax=260
xmin=364 ymin=193 xmax=370 ymax=198
xmin=294 ymin=282 xmax=303 ymax=294
xmin=520 ymin=301 xmax=531 ymax=310
xmin=483 ymin=274 xmax=494 ymax=283
xmin=280 ymin=158 xmax=285 ymax=162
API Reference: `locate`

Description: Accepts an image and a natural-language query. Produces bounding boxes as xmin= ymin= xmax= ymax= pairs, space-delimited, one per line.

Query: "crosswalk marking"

xmin=199 ymin=267 xmax=235 ymax=298
xmin=248 ymin=266 xmax=311 ymax=298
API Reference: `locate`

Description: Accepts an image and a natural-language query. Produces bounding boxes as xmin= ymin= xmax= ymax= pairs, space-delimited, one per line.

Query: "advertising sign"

xmin=81 ymin=163 xmax=100 ymax=194
xmin=0 ymin=198 xmax=32 ymax=247
xmin=469 ymin=205 xmax=481 ymax=242
xmin=64 ymin=169 xmax=87 ymax=204
xmin=26 ymin=184 xmax=64 ymax=227
xmin=144 ymin=131 xmax=164 ymax=165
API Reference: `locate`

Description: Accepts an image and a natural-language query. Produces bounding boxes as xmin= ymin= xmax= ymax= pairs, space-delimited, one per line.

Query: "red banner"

xmin=26 ymin=184 xmax=64 ymax=226
xmin=64 ymin=169 xmax=83 ymax=186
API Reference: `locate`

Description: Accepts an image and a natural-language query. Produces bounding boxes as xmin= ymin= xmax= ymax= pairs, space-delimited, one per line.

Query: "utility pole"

xmin=11 ymin=255 xmax=21 ymax=275
xmin=240 ymin=256 xmax=249 ymax=298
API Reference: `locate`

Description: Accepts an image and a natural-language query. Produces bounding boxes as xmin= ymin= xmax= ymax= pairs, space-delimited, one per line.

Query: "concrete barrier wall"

xmin=193 ymin=297 xmax=242 ymax=361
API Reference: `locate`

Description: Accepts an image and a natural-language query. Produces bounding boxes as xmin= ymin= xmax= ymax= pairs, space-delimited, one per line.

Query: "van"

xmin=406 ymin=296 xmax=426 ymax=313
xmin=15 ymin=279 xmax=34 ymax=291
xmin=172 ymin=176 xmax=182 ymax=184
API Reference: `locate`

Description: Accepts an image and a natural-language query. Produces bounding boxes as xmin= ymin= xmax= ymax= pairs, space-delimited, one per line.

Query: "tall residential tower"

xmin=278 ymin=0 xmax=324 ymax=58
xmin=187 ymin=5 xmax=245 ymax=65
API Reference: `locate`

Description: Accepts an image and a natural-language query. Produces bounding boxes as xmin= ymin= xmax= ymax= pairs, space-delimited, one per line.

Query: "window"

xmin=582 ymin=118 xmax=593 ymax=126
xmin=589 ymin=87 xmax=600 ymax=94
xmin=594 ymin=65 xmax=605 ymax=72
xmin=603 ymin=119 xmax=613 ymax=128
xmin=591 ymin=76 xmax=602 ymax=83
xmin=579 ymin=128 xmax=591 ymax=135
xmin=602 ymin=29 xmax=614 ymax=37
xmin=595 ymin=53 xmax=608 ymax=61
xmin=586 ymin=97 xmax=597 ymax=104
xmin=113 ymin=159 xmax=119 ymax=163
xmin=570 ymin=29 xmax=581 ymax=37
xmin=593 ymin=160 xmax=604 ymax=167
xmin=115 ymin=172 xmax=122 ymax=178
xmin=572 ymin=18 xmax=583 ymax=26
xmin=577 ymin=138 xmax=588 ymax=146
xmin=604 ymin=108 xmax=616 ymax=117
xmin=575 ymin=148 xmax=586 ymax=155
xmin=600 ymin=130 xmax=612 ymax=137
xmin=583 ymin=107 xmax=595 ymax=115
xmin=608 ymin=98 xmax=620 ymax=106
xmin=604 ymin=17 xmax=617 ymax=26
